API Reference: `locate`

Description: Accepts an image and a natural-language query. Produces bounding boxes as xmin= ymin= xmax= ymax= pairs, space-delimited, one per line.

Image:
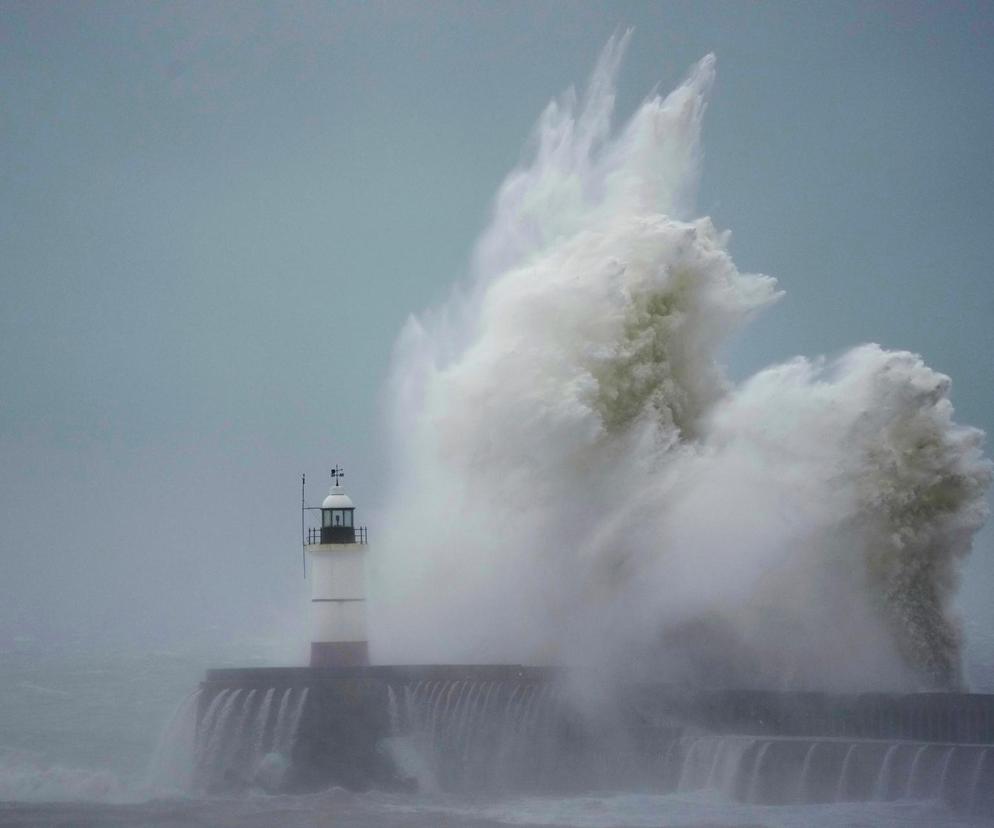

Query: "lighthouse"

xmin=304 ymin=467 xmax=369 ymax=667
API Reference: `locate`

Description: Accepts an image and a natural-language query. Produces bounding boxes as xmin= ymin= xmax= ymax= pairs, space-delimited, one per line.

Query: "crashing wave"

xmin=371 ymin=34 xmax=991 ymax=691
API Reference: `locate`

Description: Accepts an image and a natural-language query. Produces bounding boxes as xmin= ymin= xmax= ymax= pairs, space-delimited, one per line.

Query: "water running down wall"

xmin=162 ymin=667 xmax=994 ymax=816
xmin=147 ymin=684 xmax=309 ymax=795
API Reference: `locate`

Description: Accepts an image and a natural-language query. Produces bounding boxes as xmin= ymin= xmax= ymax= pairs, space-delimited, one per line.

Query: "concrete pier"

xmin=197 ymin=665 xmax=994 ymax=810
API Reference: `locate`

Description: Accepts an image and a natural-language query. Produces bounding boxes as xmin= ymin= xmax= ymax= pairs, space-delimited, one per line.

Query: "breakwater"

xmin=187 ymin=666 xmax=994 ymax=815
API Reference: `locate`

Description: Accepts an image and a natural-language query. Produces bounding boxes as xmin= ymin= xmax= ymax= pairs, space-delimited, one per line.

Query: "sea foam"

xmin=371 ymin=34 xmax=991 ymax=691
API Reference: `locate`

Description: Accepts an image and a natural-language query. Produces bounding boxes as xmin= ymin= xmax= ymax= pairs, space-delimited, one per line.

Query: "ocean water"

xmin=1 ymin=789 xmax=991 ymax=828
xmin=2 ymin=643 xmax=993 ymax=827
xmin=0 ymin=639 xmax=267 ymax=805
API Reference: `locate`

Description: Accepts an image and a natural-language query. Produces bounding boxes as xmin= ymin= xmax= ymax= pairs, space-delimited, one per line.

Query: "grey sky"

xmin=2 ymin=2 xmax=993 ymax=662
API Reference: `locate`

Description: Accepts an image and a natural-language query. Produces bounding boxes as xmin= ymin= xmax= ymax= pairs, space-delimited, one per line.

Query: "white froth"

xmin=370 ymin=36 xmax=991 ymax=691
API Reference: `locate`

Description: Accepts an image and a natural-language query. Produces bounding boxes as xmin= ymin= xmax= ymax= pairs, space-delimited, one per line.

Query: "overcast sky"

xmin=2 ymin=1 xmax=993 ymax=664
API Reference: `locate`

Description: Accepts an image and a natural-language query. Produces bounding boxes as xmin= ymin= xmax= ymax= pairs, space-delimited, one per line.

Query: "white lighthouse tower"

xmin=305 ymin=467 xmax=369 ymax=667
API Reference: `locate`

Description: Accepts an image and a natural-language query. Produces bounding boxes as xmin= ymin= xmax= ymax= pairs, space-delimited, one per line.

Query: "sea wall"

xmin=199 ymin=666 xmax=556 ymax=792
xmin=626 ymin=684 xmax=994 ymax=744
xmin=197 ymin=665 xmax=994 ymax=811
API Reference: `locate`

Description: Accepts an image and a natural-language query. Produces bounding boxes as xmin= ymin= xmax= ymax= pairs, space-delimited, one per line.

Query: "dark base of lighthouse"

xmin=196 ymin=665 xmax=994 ymax=813
xmin=310 ymin=641 xmax=369 ymax=667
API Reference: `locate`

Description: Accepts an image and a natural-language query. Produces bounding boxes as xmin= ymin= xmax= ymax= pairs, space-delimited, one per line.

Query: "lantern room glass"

xmin=319 ymin=507 xmax=355 ymax=532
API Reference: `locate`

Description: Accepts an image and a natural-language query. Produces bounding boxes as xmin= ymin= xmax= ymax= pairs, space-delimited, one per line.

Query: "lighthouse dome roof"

xmin=322 ymin=485 xmax=354 ymax=509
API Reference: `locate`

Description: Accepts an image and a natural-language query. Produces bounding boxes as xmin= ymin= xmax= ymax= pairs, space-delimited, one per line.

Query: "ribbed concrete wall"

xmin=198 ymin=666 xmax=994 ymax=802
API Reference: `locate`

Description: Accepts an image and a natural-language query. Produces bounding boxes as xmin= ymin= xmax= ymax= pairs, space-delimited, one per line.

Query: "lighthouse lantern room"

xmin=303 ymin=466 xmax=369 ymax=667
xmin=320 ymin=485 xmax=355 ymax=543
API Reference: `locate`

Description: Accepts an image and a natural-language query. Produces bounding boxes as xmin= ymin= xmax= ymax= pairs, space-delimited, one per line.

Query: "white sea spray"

xmin=370 ymin=35 xmax=991 ymax=691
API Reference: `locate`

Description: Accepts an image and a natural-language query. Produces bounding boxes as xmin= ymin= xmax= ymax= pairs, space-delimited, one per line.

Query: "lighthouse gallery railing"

xmin=305 ymin=526 xmax=368 ymax=545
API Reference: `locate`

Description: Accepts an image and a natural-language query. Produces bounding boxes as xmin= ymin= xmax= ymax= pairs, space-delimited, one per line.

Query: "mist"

xmin=371 ymin=36 xmax=991 ymax=692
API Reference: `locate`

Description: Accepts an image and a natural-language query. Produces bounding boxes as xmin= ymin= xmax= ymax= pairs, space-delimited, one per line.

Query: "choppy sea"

xmin=2 ymin=640 xmax=992 ymax=827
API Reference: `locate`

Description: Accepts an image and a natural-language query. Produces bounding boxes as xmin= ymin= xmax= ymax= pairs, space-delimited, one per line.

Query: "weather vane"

xmin=330 ymin=464 xmax=345 ymax=486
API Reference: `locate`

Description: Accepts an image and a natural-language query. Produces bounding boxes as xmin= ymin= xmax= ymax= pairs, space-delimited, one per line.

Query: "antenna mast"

xmin=301 ymin=473 xmax=306 ymax=578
